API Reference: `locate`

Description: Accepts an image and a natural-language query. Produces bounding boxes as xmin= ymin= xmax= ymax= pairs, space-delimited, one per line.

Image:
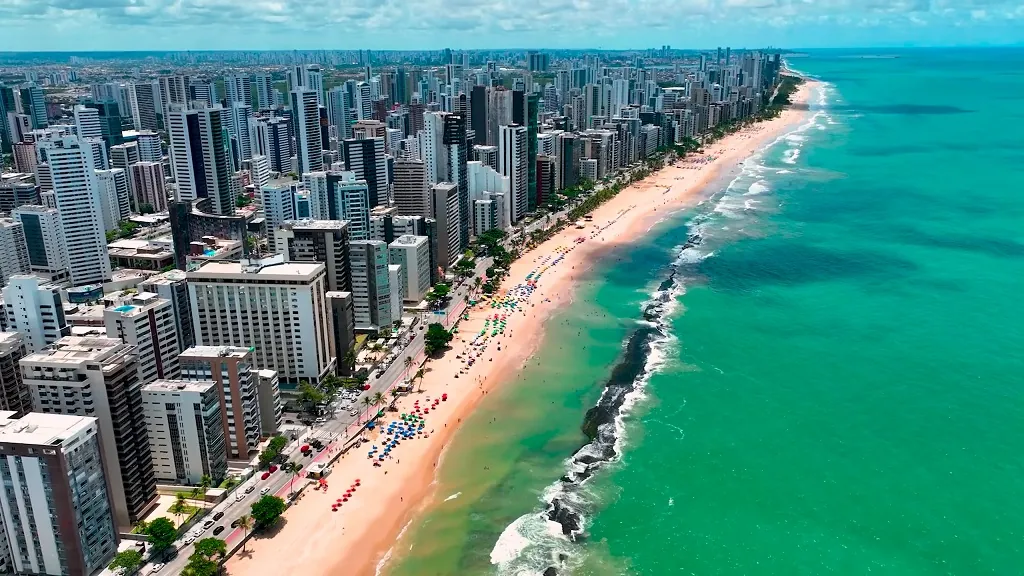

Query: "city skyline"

xmin=1 ymin=0 xmax=1022 ymax=52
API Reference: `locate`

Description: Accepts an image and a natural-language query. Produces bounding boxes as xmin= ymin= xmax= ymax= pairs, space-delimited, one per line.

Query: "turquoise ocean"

xmin=386 ymin=48 xmax=1024 ymax=576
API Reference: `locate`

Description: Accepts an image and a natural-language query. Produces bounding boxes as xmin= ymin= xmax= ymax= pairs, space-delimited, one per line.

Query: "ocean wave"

xmin=746 ymin=180 xmax=770 ymax=196
xmin=782 ymin=148 xmax=801 ymax=165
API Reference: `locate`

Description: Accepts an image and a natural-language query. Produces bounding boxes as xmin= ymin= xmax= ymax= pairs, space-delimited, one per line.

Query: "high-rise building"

xmin=342 ymin=137 xmax=388 ymax=207
xmin=499 ymin=124 xmax=528 ymax=222
xmin=536 ymin=155 xmax=557 ymax=209
xmin=0 ymin=173 xmax=39 ymax=213
xmin=21 ymin=336 xmax=158 ymax=529
xmin=326 ymin=171 xmax=370 ymax=240
xmin=94 ymin=168 xmax=130 ymax=232
xmin=388 ymin=235 xmax=431 ymax=302
xmin=21 ymin=84 xmax=47 ymax=129
xmin=187 ymin=257 xmax=336 ymax=386
xmin=291 ymin=88 xmax=323 ymax=175
xmin=470 ymin=85 xmax=488 ymax=146
xmin=159 ymin=75 xmax=189 ymax=119
xmin=11 ymin=206 xmax=68 ymax=282
xmin=350 ymin=240 xmax=392 ymax=331
xmin=136 ymin=130 xmax=162 ymax=162
xmin=325 ymin=292 xmax=355 ymax=374
xmin=0 ymin=333 xmax=30 ymax=417
xmin=140 ymin=269 xmax=194 ymax=352
xmin=109 ymin=141 xmax=139 ymax=172
xmin=178 ymin=346 xmax=263 ymax=459
xmin=0 ymin=219 xmax=29 ymax=285
xmin=189 ymin=79 xmax=216 ymax=107
xmin=0 ymin=85 xmax=16 ymax=153
xmin=73 ymin=104 xmax=102 ymax=141
xmin=260 ymin=178 xmax=301 ymax=247
xmin=131 ymin=80 xmax=161 ymax=131
xmin=327 ymin=86 xmax=353 ymax=140
xmin=225 ymin=102 xmax=253 ymax=169
xmin=0 ymin=412 xmax=118 ymax=575
xmin=1 ymin=277 xmax=69 ymax=354
xmin=104 ymin=292 xmax=181 ymax=385
xmin=276 ymin=219 xmax=351 ymax=293
xmin=142 ymin=379 xmax=227 ymax=485
xmin=393 ymin=159 xmax=430 ymax=218
xmin=355 ymin=82 xmax=372 ymax=120
xmin=36 ymin=136 xmax=112 ymax=286
xmin=253 ymin=369 xmax=283 ymax=435
xmin=84 ymin=100 xmax=126 ymax=148
xmin=251 ymin=73 xmax=274 ymax=110
xmin=130 ymin=161 xmax=168 ymax=212
xmin=224 ymin=74 xmax=252 ymax=106
xmin=430 ymin=182 xmax=461 ymax=271
xmin=443 ymin=113 xmax=470 ymax=248
xmin=265 ymin=117 xmax=293 ymax=173
xmin=168 ymin=105 xmax=234 ymax=215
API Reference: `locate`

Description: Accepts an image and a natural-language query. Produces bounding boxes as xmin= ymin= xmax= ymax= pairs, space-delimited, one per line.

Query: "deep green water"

xmin=387 ymin=48 xmax=1024 ymax=576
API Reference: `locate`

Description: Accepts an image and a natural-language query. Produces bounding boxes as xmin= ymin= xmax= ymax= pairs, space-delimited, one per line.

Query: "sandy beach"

xmin=224 ymin=81 xmax=817 ymax=576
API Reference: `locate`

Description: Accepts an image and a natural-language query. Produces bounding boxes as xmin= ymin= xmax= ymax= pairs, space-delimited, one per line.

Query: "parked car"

xmin=202 ymin=519 xmax=215 ymax=529
xmin=151 ymin=563 xmax=164 ymax=573
xmin=213 ymin=511 xmax=224 ymax=521
xmin=213 ymin=525 xmax=225 ymax=536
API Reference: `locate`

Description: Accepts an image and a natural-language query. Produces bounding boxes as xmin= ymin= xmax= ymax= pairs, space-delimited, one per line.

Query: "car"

xmin=184 ymin=536 xmax=195 ymax=545
xmin=350 ymin=410 xmax=358 ymax=416
xmin=213 ymin=511 xmax=224 ymax=521
xmin=260 ymin=487 xmax=271 ymax=496
xmin=235 ymin=492 xmax=244 ymax=502
xmin=213 ymin=525 xmax=225 ymax=536
xmin=268 ymin=464 xmax=278 ymax=473
xmin=151 ymin=563 xmax=164 ymax=573
xmin=231 ymin=518 xmax=241 ymax=528
xmin=284 ymin=419 xmax=294 ymax=424
xmin=260 ymin=472 xmax=270 ymax=480
xmin=245 ymin=485 xmax=256 ymax=494
xmin=203 ymin=519 xmax=215 ymax=529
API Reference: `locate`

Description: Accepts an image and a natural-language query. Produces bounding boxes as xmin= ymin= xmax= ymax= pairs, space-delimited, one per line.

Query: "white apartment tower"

xmin=187 ymin=257 xmax=336 ymax=386
xmin=21 ymin=337 xmax=158 ymax=529
xmin=350 ymin=240 xmax=392 ymax=331
xmin=142 ymin=379 xmax=227 ymax=485
xmin=291 ymin=88 xmax=323 ymax=175
xmin=499 ymin=124 xmax=528 ymax=223
xmin=36 ymin=136 xmax=112 ymax=286
xmin=94 ymin=168 xmax=130 ymax=232
xmin=179 ymin=346 xmax=262 ymax=459
xmin=388 ymin=235 xmax=431 ymax=302
xmin=1 ymin=276 xmax=69 ymax=354
xmin=104 ymin=292 xmax=182 ymax=385
xmin=0 ymin=413 xmax=118 ymax=576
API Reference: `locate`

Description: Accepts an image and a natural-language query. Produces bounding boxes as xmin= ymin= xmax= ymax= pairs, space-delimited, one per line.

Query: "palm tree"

xmin=361 ymin=396 xmax=373 ymax=422
xmin=169 ymin=494 xmax=188 ymax=527
xmin=413 ymin=367 xmax=426 ymax=393
xmin=236 ymin=515 xmax=253 ymax=552
xmin=403 ymin=356 xmax=413 ymax=383
xmin=199 ymin=474 xmax=212 ymax=501
xmin=282 ymin=461 xmax=303 ymax=497
xmin=372 ymin=391 xmax=385 ymax=409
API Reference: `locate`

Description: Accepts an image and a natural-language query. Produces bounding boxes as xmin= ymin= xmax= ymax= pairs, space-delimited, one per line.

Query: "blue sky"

xmin=0 ymin=0 xmax=1022 ymax=52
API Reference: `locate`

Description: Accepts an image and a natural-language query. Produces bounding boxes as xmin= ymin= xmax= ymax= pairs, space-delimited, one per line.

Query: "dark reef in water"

xmin=541 ymin=234 xmax=700 ymax=573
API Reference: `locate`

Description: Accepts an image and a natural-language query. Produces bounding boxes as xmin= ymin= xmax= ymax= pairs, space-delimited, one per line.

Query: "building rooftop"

xmin=280 ymin=219 xmax=348 ymax=231
xmin=24 ymin=337 xmax=126 ymax=364
xmin=143 ymin=379 xmax=216 ymax=394
xmin=391 ymin=234 xmax=427 ymax=247
xmin=0 ymin=412 xmax=96 ymax=446
xmin=0 ymin=332 xmax=23 ymax=356
xmin=188 ymin=257 xmax=324 ymax=281
xmin=179 ymin=346 xmax=253 ymax=361
xmin=141 ymin=268 xmax=187 ymax=284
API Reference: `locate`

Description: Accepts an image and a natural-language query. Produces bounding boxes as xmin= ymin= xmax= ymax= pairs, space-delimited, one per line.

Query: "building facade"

xmin=142 ymin=379 xmax=227 ymax=485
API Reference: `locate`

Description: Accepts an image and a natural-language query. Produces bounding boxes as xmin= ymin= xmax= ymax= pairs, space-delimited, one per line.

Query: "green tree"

xmin=193 ymin=537 xmax=227 ymax=560
xmin=360 ymin=396 xmax=373 ymax=421
xmin=372 ymin=391 xmax=385 ymax=407
xmin=250 ymin=494 xmax=287 ymax=530
xmin=183 ymin=553 xmax=219 ymax=576
xmin=235 ymin=515 xmax=253 ymax=552
xmin=424 ymin=323 xmax=453 ymax=356
xmin=282 ymin=461 xmax=303 ymax=497
xmin=297 ymin=381 xmax=325 ymax=414
xmin=413 ymin=367 xmax=426 ymax=393
xmin=108 ymin=549 xmax=143 ymax=575
xmin=169 ymin=493 xmax=189 ymax=527
xmin=403 ymin=356 xmax=414 ymax=382
xmin=342 ymin=348 xmax=357 ymax=374
xmin=199 ymin=474 xmax=212 ymax=500
xmin=144 ymin=517 xmax=177 ymax=556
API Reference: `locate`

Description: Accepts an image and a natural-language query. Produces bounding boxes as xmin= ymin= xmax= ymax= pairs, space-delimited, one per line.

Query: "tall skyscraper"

xmin=94 ymin=167 xmax=130 ymax=232
xmin=326 ymin=171 xmax=371 ymax=240
xmin=355 ymin=82 xmax=373 ymax=120
xmin=159 ymin=75 xmax=189 ymax=124
xmin=389 ymin=235 xmax=431 ymax=302
xmin=142 ymin=379 xmax=227 ymax=485
xmin=291 ymin=88 xmax=323 ymax=175
xmin=104 ymin=292 xmax=182 ymax=385
xmin=11 ymin=206 xmax=68 ymax=282
xmin=0 ymin=413 xmax=118 ymax=575
xmin=349 ymin=240 xmax=392 ymax=330
xmin=73 ymin=104 xmax=102 ymax=141
xmin=35 ymin=136 xmax=112 ymax=286
xmin=178 ymin=346 xmax=263 ymax=459
xmin=0 ymin=333 xmax=30 ymax=417
xmin=264 ymin=116 xmax=293 ymax=173
xmin=0 ymin=219 xmax=29 ymax=286
xmin=21 ymin=84 xmax=47 ymax=129
xmin=251 ymin=73 xmax=274 ymax=110
xmin=260 ymin=178 xmax=301 ymax=247
xmin=443 ymin=113 xmax=470 ymax=248
xmin=129 ymin=161 xmax=167 ymax=212
xmin=21 ymin=337 xmax=158 ymax=529
xmin=187 ymin=258 xmax=336 ymax=386
xmin=168 ymin=105 xmax=234 ymax=215
xmin=276 ymin=219 xmax=352 ymax=293
xmin=499 ymin=124 xmax=528 ymax=223
xmin=430 ymin=182 xmax=461 ymax=271
xmin=393 ymin=159 xmax=430 ymax=218
xmin=327 ymin=86 xmax=353 ymax=140
xmin=342 ymin=137 xmax=388 ymax=207
xmin=131 ymin=80 xmax=161 ymax=131
xmin=140 ymin=268 xmax=195 ymax=352
xmin=225 ymin=102 xmax=253 ymax=169
xmin=470 ymin=85 xmax=488 ymax=146
xmin=224 ymin=74 xmax=252 ymax=106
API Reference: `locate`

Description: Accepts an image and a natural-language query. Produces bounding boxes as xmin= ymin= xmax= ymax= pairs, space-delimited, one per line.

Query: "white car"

xmin=184 ymin=535 xmax=195 ymax=545
xmin=350 ymin=410 xmax=358 ymax=416
xmin=260 ymin=487 xmax=271 ymax=496
xmin=244 ymin=484 xmax=255 ymax=494
xmin=235 ymin=492 xmax=244 ymax=502
xmin=151 ymin=563 xmax=164 ymax=573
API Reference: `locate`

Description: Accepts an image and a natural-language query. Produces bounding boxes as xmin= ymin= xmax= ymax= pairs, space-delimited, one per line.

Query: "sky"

xmin=0 ymin=0 xmax=1022 ymax=52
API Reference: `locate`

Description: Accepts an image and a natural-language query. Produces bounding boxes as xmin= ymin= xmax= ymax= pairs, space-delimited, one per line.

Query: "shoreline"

xmin=224 ymin=81 xmax=819 ymax=576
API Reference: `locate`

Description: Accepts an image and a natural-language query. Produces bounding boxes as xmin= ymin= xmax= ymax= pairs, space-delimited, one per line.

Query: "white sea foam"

xmin=777 ymin=169 xmax=793 ymax=174
xmin=443 ymin=491 xmax=461 ymax=502
xmin=746 ymin=180 xmax=769 ymax=196
xmin=782 ymin=148 xmax=800 ymax=165
xmin=490 ymin=517 xmax=534 ymax=566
